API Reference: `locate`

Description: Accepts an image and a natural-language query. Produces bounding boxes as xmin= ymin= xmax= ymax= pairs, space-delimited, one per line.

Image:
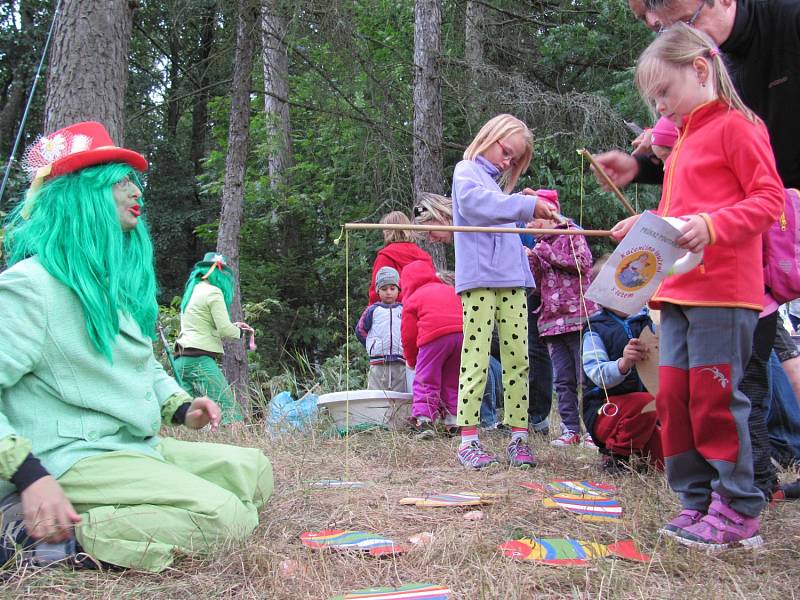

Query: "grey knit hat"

xmin=375 ymin=266 xmax=401 ymax=291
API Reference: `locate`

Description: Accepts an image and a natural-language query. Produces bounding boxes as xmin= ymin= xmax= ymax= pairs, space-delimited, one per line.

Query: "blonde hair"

xmin=635 ymin=22 xmax=755 ymax=123
xmin=437 ymin=270 xmax=456 ymax=287
xmin=413 ymin=192 xmax=453 ymax=225
xmin=380 ymin=211 xmax=413 ymax=243
xmin=464 ymin=114 xmax=533 ymax=192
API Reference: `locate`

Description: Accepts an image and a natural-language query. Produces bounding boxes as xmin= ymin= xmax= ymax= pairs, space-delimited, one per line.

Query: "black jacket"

xmin=636 ymin=0 xmax=800 ymax=189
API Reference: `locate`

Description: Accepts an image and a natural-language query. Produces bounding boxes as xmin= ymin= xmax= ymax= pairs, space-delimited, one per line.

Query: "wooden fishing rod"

xmin=344 ymin=223 xmax=613 ymax=237
xmin=578 ymin=148 xmax=637 ymax=217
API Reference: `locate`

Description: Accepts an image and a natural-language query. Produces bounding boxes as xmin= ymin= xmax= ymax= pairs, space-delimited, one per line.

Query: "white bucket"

xmin=317 ymin=389 xmax=412 ymax=429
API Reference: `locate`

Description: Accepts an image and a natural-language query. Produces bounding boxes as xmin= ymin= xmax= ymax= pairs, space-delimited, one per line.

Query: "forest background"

xmin=0 ymin=0 xmax=660 ymax=404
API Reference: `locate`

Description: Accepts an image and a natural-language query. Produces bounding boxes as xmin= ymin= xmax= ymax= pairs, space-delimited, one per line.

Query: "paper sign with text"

xmin=585 ymin=211 xmax=686 ymax=315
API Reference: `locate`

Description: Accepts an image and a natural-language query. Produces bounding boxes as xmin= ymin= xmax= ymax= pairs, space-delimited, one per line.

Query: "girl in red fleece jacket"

xmin=611 ymin=24 xmax=783 ymax=551
xmin=400 ymin=260 xmax=463 ymax=438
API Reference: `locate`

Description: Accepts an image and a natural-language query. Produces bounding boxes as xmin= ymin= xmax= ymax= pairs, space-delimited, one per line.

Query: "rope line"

xmin=0 ymin=0 xmax=63 ymax=207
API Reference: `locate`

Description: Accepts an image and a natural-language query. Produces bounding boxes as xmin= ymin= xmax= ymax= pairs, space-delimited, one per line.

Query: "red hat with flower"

xmin=22 ymin=121 xmax=147 ymax=186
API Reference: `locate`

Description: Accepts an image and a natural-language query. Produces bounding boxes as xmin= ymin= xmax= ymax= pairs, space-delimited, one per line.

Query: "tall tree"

xmin=412 ymin=0 xmax=442 ymax=197
xmin=43 ymin=0 xmax=133 ymax=142
xmin=217 ymin=0 xmax=258 ymax=406
xmin=261 ymin=0 xmax=292 ymax=187
xmin=413 ymin=0 xmax=445 ymax=269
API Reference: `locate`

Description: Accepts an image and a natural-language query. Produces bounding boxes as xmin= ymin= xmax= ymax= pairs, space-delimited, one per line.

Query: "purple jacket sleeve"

xmin=355 ymin=305 xmax=374 ymax=346
xmin=452 ymin=161 xmax=537 ymax=225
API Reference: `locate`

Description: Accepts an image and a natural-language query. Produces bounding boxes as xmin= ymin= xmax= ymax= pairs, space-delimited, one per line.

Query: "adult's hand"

xmin=185 ymin=396 xmax=222 ymax=432
xmin=631 ymin=129 xmax=653 ymax=157
xmin=20 ymin=475 xmax=81 ymax=542
xmin=591 ymin=151 xmax=639 ymax=190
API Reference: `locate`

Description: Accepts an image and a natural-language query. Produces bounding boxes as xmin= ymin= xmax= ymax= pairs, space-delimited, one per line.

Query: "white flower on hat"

xmin=70 ymin=134 xmax=91 ymax=154
xmin=39 ymin=134 xmax=66 ymax=162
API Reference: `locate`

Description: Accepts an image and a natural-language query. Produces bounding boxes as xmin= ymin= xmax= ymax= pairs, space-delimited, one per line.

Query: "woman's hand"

xmin=676 ymin=215 xmax=711 ymax=253
xmin=610 ymin=215 xmax=641 ymax=241
xmin=185 ymin=396 xmax=222 ymax=432
xmin=591 ymin=151 xmax=639 ymax=190
xmin=20 ymin=476 xmax=82 ymax=542
xmin=234 ymin=321 xmax=254 ymax=333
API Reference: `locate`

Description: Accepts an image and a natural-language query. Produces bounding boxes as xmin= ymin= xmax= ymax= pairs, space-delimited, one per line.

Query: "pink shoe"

xmin=506 ymin=438 xmax=536 ymax=468
xmin=457 ymin=441 xmax=499 ymax=470
xmin=659 ymin=509 xmax=704 ymax=537
xmin=674 ymin=493 xmax=763 ymax=550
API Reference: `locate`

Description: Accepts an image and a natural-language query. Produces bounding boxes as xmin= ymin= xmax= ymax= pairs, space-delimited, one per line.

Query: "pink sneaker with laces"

xmin=506 ymin=438 xmax=536 ymax=468
xmin=457 ymin=441 xmax=499 ymax=470
xmin=659 ymin=509 xmax=704 ymax=537
xmin=674 ymin=493 xmax=763 ymax=550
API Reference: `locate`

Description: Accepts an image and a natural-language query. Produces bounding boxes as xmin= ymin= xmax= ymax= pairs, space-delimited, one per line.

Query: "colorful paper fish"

xmin=518 ymin=480 xmax=617 ymax=496
xmin=399 ymin=492 xmax=499 ymax=508
xmin=541 ymin=493 xmax=623 ymax=522
xmin=309 ymin=479 xmax=366 ymax=489
xmin=300 ymin=530 xmax=409 ymax=556
xmin=499 ymin=537 xmax=650 ymax=566
xmin=330 ymin=583 xmax=451 ymax=599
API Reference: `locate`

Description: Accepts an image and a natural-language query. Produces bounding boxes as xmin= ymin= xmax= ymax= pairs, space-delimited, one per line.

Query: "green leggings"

xmin=174 ymin=355 xmax=244 ymax=424
xmin=458 ymin=288 xmax=529 ymax=428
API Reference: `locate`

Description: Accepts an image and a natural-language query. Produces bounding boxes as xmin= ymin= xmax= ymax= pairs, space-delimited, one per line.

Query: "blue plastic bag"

xmin=267 ymin=391 xmax=319 ymax=434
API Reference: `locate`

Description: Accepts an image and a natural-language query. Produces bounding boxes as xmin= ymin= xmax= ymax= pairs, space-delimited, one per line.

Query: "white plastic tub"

xmin=317 ymin=389 xmax=412 ymax=429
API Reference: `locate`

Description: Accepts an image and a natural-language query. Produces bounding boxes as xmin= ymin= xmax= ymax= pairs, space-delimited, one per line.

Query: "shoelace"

xmin=510 ymin=440 xmax=533 ymax=458
xmin=460 ymin=442 xmax=491 ymax=462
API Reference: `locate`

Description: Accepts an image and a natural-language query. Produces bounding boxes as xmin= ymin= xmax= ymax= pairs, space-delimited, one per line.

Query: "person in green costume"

xmin=174 ymin=253 xmax=254 ymax=424
xmin=0 ymin=121 xmax=272 ymax=572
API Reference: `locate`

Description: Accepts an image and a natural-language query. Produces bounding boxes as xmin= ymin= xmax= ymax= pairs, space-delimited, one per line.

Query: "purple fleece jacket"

xmin=451 ymin=156 xmax=538 ymax=294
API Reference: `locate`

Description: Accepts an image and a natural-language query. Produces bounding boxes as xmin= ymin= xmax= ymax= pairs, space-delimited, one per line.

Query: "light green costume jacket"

xmin=175 ymin=281 xmax=241 ymax=354
xmin=0 ymin=258 xmax=191 ymax=498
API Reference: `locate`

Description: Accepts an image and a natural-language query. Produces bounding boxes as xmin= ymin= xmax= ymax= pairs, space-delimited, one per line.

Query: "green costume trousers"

xmin=458 ymin=288 xmax=529 ymax=428
xmin=58 ymin=437 xmax=273 ymax=572
xmin=174 ymin=355 xmax=244 ymax=424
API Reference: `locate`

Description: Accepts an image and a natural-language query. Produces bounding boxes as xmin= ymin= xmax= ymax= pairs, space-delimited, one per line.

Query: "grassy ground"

xmin=4 ymin=422 xmax=800 ymax=600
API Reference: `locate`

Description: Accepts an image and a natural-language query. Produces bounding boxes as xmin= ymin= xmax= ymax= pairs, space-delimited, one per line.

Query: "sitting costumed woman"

xmin=0 ymin=121 xmax=273 ymax=572
xmin=174 ymin=253 xmax=254 ymax=425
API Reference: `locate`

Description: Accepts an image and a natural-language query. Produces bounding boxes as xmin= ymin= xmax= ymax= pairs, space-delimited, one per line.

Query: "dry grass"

xmin=4 ymin=422 xmax=800 ymax=600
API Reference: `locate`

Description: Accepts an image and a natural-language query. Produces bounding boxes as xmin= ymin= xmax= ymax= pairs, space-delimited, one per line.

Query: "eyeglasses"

xmin=495 ymin=139 xmax=519 ymax=168
xmin=112 ymin=176 xmax=140 ymax=194
xmin=658 ymin=0 xmax=706 ymax=34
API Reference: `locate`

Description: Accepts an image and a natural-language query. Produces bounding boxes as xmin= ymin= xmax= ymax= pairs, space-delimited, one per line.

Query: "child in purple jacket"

xmin=527 ymin=201 xmax=598 ymax=447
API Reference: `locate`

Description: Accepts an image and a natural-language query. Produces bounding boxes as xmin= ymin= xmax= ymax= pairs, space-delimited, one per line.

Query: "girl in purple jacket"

xmin=451 ymin=114 xmax=558 ymax=469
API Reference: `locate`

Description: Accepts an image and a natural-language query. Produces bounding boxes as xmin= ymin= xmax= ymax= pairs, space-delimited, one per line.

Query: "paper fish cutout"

xmin=499 ymin=537 xmax=649 ymax=566
xmin=330 ymin=583 xmax=451 ymax=599
xmin=300 ymin=530 xmax=409 ymax=556
xmin=519 ymin=481 xmax=617 ymax=497
xmin=542 ymin=494 xmax=623 ymax=522
xmin=309 ymin=479 xmax=365 ymax=489
xmin=399 ymin=492 xmax=499 ymax=508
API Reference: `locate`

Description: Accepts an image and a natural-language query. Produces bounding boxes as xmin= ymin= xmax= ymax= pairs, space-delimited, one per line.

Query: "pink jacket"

xmin=527 ymin=221 xmax=597 ymax=337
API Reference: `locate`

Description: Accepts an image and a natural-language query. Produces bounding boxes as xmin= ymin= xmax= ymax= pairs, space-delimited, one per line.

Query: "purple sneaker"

xmin=674 ymin=493 xmax=763 ymax=551
xmin=457 ymin=441 xmax=499 ymax=470
xmin=659 ymin=509 xmax=705 ymax=537
xmin=507 ymin=438 xmax=536 ymax=468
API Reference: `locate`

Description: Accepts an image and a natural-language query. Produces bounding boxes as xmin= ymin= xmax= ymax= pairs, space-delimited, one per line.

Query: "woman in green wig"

xmin=174 ymin=253 xmax=253 ymax=424
xmin=0 ymin=121 xmax=272 ymax=572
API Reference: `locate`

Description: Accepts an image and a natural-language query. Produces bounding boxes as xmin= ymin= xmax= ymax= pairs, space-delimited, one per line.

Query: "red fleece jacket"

xmin=651 ymin=100 xmax=784 ymax=311
xmin=368 ymin=242 xmax=435 ymax=305
xmin=399 ymin=260 xmax=463 ymax=368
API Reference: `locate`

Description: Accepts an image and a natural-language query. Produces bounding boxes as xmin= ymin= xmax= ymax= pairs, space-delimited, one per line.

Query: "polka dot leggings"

xmin=457 ymin=287 xmax=529 ymax=428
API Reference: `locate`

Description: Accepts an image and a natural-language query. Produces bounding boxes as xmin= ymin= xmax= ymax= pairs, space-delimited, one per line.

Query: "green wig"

xmin=3 ymin=163 xmax=158 ymax=362
xmin=180 ymin=261 xmax=235 ymax=315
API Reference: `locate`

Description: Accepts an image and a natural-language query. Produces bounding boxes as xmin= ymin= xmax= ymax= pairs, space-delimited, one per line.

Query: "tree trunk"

xmin=218 ymin=0 xmax=258 ymax=412
xmin=165 ymin=30 xmax=181 ymax=138
xmin=0 ymin=1 xmax=35 ymax=156
xmin=190 ymin=3 xmax=217 ymax=175
xmin=413 ymin=0 xmax=445 ymax=270
xmin=464 ymin=0 xmax=485 ymax=67
xmin=261 ymin=0 xmax=292 ymax=187
xmin=43 ymin=0 xmax=133 ymax=143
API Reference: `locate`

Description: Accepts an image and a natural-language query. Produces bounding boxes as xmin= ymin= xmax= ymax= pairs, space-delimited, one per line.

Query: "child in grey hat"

xmin=355 ymin=267 xmax=407 ymax=391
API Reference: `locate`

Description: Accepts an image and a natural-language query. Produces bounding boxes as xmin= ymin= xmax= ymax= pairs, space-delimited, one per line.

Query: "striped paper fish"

xmin=542 ymin=493 xmax=623 ymax=522
xmin=330 ymin=583 xmax=451 ymax=599
xmin=399 ymin=492 xmax=499 ymax=508
xmin=518 ymin=480 xmax=617 ymax=496
xmin=300 ymin=530 xmax=409 ymax=556
xmin=499 ymin=537 xmax=649 ymax=566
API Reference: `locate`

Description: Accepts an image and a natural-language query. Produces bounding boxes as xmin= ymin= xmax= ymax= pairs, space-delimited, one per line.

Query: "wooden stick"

xmin=578 ymin=148 xmax=637 ymax=216
xmin=344 ymin=222 xmax=613 ymax=237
